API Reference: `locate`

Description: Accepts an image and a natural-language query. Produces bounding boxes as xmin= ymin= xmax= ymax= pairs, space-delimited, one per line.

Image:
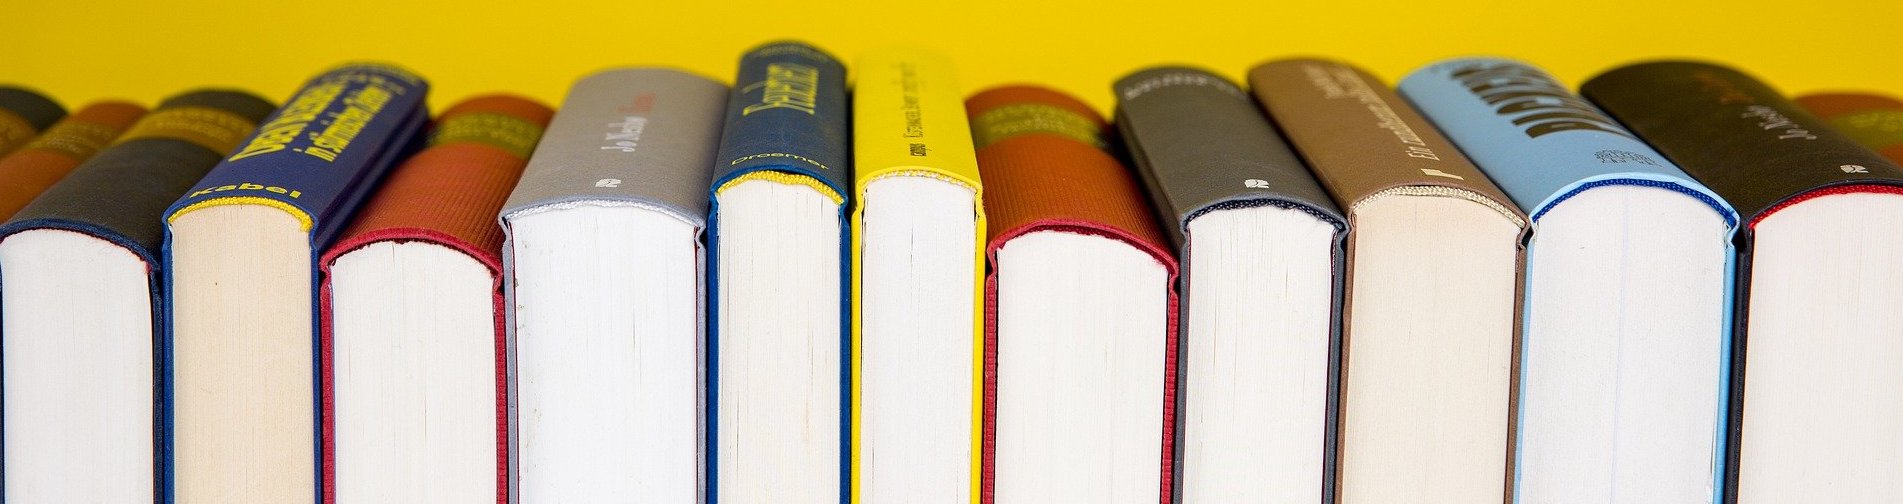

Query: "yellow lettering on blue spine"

xmin=742 ymin=63 xmax=821 ymax=116
xmin=187 ymin=182 xmax=303 ymax=199
xmin=229 ymin=81 xmax=347 ymax=161
xmin=300 ymin=82 xmax=396 ymax=162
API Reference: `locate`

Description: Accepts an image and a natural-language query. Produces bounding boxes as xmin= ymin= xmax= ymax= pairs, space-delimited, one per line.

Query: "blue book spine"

xmin=164 ymin=63 xmax=429 ymax=249
xmin=159 ymin=63 xmax=427 ymax=504
xmin=1399 ymin=57 xmax=1738 ymax=504
xmin=1398 ymin=58 xmax=1733 ymax=222
xmin=705 ymin=40 xmax=851 ymax=504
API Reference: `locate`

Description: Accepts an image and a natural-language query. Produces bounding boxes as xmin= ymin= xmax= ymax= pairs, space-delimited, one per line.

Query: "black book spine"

xmin=1581 ymin=61 xmax=1903 ymax=222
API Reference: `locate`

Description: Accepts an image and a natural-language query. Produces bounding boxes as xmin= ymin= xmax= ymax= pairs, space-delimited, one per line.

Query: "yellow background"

xmin=5 ymin=0 xmax=1901 ymax=114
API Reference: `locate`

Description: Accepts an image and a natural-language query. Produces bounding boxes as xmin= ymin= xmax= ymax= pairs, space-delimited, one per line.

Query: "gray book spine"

xmin=1113 ymin=65 xmax=1348 ymax=504
xmin=497 ymin=67 xmax=728 ymax=504
xmin=1113 ymin=66 xmax=1346 ymax=245
xmin=499 ymin=68 xmax=729 ymax=225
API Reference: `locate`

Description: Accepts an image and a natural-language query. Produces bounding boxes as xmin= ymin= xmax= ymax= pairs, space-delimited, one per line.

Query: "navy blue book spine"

xmin=164 ymin=63 xmax=429 ymax=249
xmin=159 ymin=64 xmax=426 ymax=504
xmin=705 ymin=40 xmax=851 ymax=504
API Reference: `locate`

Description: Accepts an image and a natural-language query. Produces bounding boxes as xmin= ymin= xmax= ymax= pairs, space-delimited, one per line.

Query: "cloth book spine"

xmin=1795 ymin=92 xmax=1903 ymax=165
xmin=160 ymin=63 xmax=427 ymax=504
xmin=966 ymin=85 xmax=1180 ymax=504
xmin=1406 ymin=58 xmax=1742 ymax=504
xmin=0 ymin=101 xmax=147 ymax=221
xmin=164 ymin=63 xmax=430 ymax=249
xmin=1112 ymin=66 xmax=1346 ymax=247
xmin=1249 ymin=58 xmax=1526 ymax=503
xmin=0 ymin=86 xmax=66 ymax=157
xmin=1112 ymin=66 xmax=1348 ymax=503
xmin=317 ymin=94 xmax=552 ymax=504
xmin=846 ymin=46 xmax=986 ymax=504
xmin=496 ymin=67 xmax=728 ymax=504
xmin=0 ymin=89 xmax=275 ymax=504
xmin=496 ymin=68 xmax=729 ymax=223
xmin=705 ymin=40 xmax=852 ymax=503
xmin=1581 ymin=62 xmax=1903 ymax=503
xmin=1396 ymin=57 xmax=1736 ymax=224
xmin=1582 ymin=60 xmax=1903 ymax=224
xmin=1247 ymin=58 xmax=1524 ymax=227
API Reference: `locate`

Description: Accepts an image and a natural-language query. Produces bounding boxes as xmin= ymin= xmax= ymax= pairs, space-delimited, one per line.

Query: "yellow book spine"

xmin=848 ymin=46 xmax=986 ymax=504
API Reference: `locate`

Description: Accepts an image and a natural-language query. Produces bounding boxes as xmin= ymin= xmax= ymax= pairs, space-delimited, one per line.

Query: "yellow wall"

xmin=6 ymin=0 xmax=1900 ymax=113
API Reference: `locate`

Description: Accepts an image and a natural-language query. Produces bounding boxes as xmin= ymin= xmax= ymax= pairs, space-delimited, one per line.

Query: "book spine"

xmin=847 ymin=46 xmax=987 ymax=504
xmin=0 ymin=101 xmax=146 ymax=221
xmin=706 ymin=40 xmax=851 ymax=504
xmin=709 ymin=41 xmax=851 ymax=197
xmin=1399 ymin=58 xmax=1733 ymax=223
xmin=1580 ymin=61 xmax=1903 ymax=224
xmin=0 ymin=86 xmax=66 ymax=157
xmin=164 ymin=63 xmax=430 ymax=248
xmin=1248 ymin=58 xmax=1523 ymax=226
xmin=318 ymin=94 xmax=551 ymax=504
xmin=498 ymin=68 xmax=728 ymax=225
xmin=1796 ymin=93 xmax=1903 ymax=165
xmin=1112 ymin=66 xmax=1345 ymax=248
xmin=0 ymin=89 xmax=274 ymax=504
xmin=966 ymin=85 xmax=1181 ymax=504
xmin=3 ymin=90 xmax=274 ymax=261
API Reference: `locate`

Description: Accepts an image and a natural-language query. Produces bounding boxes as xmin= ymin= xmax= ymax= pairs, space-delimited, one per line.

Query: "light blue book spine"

xmin=1398 ymin=57 xmax=1738 ymax=504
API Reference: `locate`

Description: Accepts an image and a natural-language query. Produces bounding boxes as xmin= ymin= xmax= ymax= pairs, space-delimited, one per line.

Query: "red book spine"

xmin=317 ymin=94 xmax=553 ymax=504
xmin=1796 ymin=92 xmax=1903 ymax=166
xmin=967 ymin=86 xmax=1181 ymax=504
xmin=0 ymin=101 xmax=145 ymax=220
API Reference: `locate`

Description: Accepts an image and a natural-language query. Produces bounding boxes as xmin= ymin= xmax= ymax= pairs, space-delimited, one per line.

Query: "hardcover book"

xmin=0 ymin=90 xmax=273 ymax=504
xmin=499 ymin=68 xmax=727 ymax=503
xmin=1583 ymin=61 xmax=1903 ymax=504
xmin=707 ymin=40 xmax=852 ymax=504
xmin=0 ymin=101 xmax=146 ymax=220
xmin=1251 ymin=57 xmax=1525 ymax=504
xmin=0 ymin=86 xmax=65 ymax=157
xmin=1114 ymin=66 xmax=1345 ymax=504
xmin=849 ymin=46 xmax=985 ymax=504
xmin=972 ymin=85 xmax=1178 ymax=504
xmin=1402 ymin=57 xmax=1738 ymax=504
xmin=319 ymin=94 xmax=553 ymax=504
xmin=163 ymin=63 xmax=428 ymax=504
xmin=1795 ymin=92 xmax=1903 ymax=164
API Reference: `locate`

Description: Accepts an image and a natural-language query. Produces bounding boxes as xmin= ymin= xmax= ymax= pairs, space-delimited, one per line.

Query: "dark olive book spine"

xmin=0 ymin=89 xmax=275 ymax=504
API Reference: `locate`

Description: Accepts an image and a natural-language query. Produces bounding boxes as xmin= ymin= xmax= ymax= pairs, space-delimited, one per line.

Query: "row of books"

xmin=1 ymin=41 xmax=1900 ymax=503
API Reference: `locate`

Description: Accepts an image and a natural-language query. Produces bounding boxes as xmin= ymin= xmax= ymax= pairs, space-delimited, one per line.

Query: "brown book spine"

xmin=1248 ymin=58 xmax=1524 ymax=226
xmin=0 ymin=101 xmax=146 ymax=221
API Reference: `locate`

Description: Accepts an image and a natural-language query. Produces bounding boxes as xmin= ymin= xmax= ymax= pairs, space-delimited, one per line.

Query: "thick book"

xmin=0 ymin=86 xmax=65 ymax=157
xmin=707 ymin=41 xmax=852 ymax=504
xmin=1583 ymin=61 xmax=1903 ymax=504
xmin=319 ymin=94 xmax=552 ymax=504
xmin=1795 ymin=92 xmax=1903 ymax=164
xmin=1113 ymin=66 xmax=1345 ymax=504
xmin=0 ymin=90 xmax=273 ymax=504
xmin=1250 ymin=57 xmax=1525 ymax=504
xmin=0 ymin=101 xmax=146 ymax=220
xmin=971 ymin=85 xmax=1178 ymax=504
xmin=849 ymin=47 xmax=985 ymax=504
xmin=162 ymin=64 xmax=428 ymax=503
xmin=1401 ymin=57 xmax=1739 ymax=504
xmin=499 ymin=68 xmax=727 ymax=503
